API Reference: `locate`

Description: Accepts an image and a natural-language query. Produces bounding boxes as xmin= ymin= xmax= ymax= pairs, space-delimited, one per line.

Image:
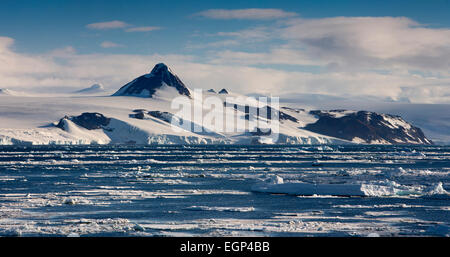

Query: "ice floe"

xmin=251 ymin=175 xmax=446 ymax=197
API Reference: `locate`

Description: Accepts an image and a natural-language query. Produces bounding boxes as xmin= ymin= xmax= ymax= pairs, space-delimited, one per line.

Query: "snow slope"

xmin=0 ymin=64 xmax=439 ymax=146
xmin=0 ymin=91 xmax=429 ymax=145
xmin=74 ymin=84 xmax=106 ymax=95
xmin=0 ymin=88 xmax=344 ymax=145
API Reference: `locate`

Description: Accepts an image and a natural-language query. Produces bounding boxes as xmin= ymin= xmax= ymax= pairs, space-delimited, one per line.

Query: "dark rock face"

xmin=56 ymin=113 xmax=111 ymax=130
xmin=304 ymin=110 xmax=432 ymax=145
xmin=130 ymin=112 xmax=145 ymax=120
xmin=55 ymin=117 xmax=69 ymax=129
xmin=128 ymin=110 xmax=174 ymax=123
xmin=207 ymin=89 xmax=216 ymax=93
xmin=147 ymin=111 xmax=173 ymax=123
xmin=218 ymin=88 xmax=229 ymax=94
xmin=277 ymin=108 xmax=298 ymax=123
xmin=113 ymin=63 xmax=191 ymax=98
xmin=224 ymin=101 xmax=298 ymax=123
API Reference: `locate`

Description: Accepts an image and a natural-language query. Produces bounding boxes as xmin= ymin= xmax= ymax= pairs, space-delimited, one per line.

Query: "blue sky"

xmin=0 ymin=0 xmax=449 ymax=103
xmin=1 ymin=0 xmax=449 ymax=54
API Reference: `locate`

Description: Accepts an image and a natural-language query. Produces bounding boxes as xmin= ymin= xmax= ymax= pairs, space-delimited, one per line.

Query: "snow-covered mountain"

xmin=278 ymin=94 xmax=449 ymax=145
xmin=74 ymin=84 xmax=106 ymax=95
xmin=0 ymin=88 xmax=27 ymax=96
xmin=112 ymin=63 xmax=191 ymax=98
xmin=0 ymin=88 xmax=13 ymax=95
xmin=0 ymin=63 xmax=435 ymax=145
xmin=302 ymin=109 xmax=432 ymax=144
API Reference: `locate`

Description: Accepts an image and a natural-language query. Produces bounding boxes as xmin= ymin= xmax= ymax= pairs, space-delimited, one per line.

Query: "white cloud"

xmin=0 ymin=37 xmax=58 ymax=77
xmin=216 ymin=27 xmax=272 ymax=41
xmin=185 ymin=39 xmax=240 ymax=49
xmin=281 ymin=17 xmax=450 ymax=71
xmin=48 ymin=46 xmax=77 ymax=57
xmin=125 ymin=26 xmax=161 ymax=32
xmin=194 ymin=8 xmax=297 ymax=20
xmin=86 ymin=21 xmax=161 ymax=33
xmin=0 ymin=36 xmax=14 ymax=51
xmin=86 ymin=20 xmax=129 ymax=30
xmin=0 ymin=36 xmax=193 ymax=90
xmin=0 ymin=35 xmax=449 ymax=104
xmin=209 ymin=48 xmax=322 ymax=66
xmin=100 ymin=41 xmax=124 ymax=48
xmin=209 ymin=16 xmax=450 ymax=74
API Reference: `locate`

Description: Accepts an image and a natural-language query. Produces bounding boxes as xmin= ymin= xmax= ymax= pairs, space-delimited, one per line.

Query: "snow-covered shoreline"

xmin=0 ymin=92 xmax=345 ymax=146
xmin=0 ymin=93 xmax=435 ymax=146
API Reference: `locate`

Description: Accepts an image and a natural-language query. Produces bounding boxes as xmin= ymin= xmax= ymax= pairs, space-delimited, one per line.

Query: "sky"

xmin=0 ymin=0 xmax=449 ymax=103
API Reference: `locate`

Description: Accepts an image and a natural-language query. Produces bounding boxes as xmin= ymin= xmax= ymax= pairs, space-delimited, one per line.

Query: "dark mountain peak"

xmin=113 ymin=63 xmax=191 ymax=98
xmin=150 ymin=63 xmax=170 ymax=76
xmin=218 ymin=88 xmax=229 ymax=94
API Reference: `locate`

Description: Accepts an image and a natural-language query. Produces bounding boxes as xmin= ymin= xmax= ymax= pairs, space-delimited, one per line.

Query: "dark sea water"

xmin=0 ymin=145 xmax=449 ymax=237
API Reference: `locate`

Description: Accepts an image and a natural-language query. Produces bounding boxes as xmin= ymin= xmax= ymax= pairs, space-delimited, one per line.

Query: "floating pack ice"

xmin=385 ymin=167 xmax=408 ymax=178
xmin=422 ymin=182 xmax=450 ymax=199
xmin=251 ymin=176 xmax=431 ymax=197
xmin=265 ymin=175 xmax=284 ymax=184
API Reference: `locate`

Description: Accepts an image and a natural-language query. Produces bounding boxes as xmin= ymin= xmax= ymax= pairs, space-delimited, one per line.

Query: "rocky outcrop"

xmin=304 ymin=110 xmax=432 ymax=144
xmin=57 ymin=113 xmax=111 ymax=130
xmin=218 ymin=88 xmax=229 ymax=94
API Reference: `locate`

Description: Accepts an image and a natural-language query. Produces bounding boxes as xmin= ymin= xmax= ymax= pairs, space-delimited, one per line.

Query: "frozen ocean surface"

xmin=0 ymin=145 xmax=448 ymax=237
